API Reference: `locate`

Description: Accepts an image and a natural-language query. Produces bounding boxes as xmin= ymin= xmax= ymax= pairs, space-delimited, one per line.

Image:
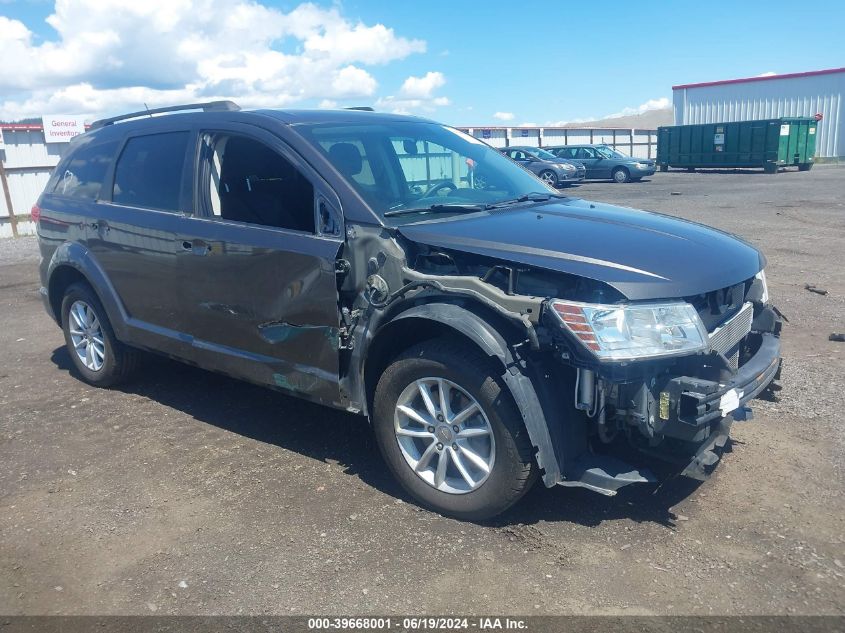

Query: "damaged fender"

xmin=387 ymin=303 xmax=563 ymax=485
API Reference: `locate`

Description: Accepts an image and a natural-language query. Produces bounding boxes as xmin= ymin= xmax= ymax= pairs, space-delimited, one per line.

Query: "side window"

xmin=53 ymin=139 xmax=119 ymax=200
xmin=577 ymin=147 xmax=597 ymax=159
xmin=113 ymin=132 xmax=189 ymax=212
xmin=560 ymin=147 xmax=578 ymax=159
xmin=200 ymin=133 xmax=315 ymax=233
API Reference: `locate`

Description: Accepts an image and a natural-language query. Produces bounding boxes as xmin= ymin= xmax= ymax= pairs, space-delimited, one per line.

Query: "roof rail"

xmin=90 ymin=100 xmax=240 ymax=130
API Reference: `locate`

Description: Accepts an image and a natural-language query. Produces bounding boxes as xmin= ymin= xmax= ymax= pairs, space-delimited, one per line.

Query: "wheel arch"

xmin=362 ymin=301 xmax=563 ymax=485
xmin=45 ymin=242 xmax=129 ymax=339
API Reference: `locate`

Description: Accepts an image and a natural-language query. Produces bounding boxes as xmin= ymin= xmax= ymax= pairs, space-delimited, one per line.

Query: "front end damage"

xmin=344 ymin=234 xmax=783 ymax=496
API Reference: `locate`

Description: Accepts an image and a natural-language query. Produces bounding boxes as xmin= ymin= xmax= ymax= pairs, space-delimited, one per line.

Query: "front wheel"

xmin=538 ymin=170 xmax=558 ymax=188
xmin=372 ymin=338 xmax=537 ymax=520
xmin=612 ymin=167 xmax=630 ymax=183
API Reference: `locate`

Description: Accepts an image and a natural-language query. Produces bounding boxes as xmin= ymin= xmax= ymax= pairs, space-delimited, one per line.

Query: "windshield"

xmin=297 ymin=121 xmax=554 ymax=221
xmin=527 ymin=148 xmax=558 ymax=160
xmin=596 ymin=145 xmax=628 ymax=159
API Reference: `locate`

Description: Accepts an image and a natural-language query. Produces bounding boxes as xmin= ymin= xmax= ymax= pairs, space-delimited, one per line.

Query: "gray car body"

xmin=35 ymin=107 xmax=781 ymax=495
xmin=545 ymin=144 xmax=656 ymax=181
xmin=499 ymin=146 xmax=586 ymax=186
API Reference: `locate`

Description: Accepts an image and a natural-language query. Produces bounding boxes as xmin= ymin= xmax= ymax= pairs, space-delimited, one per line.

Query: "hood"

xmin=397 ymin=198 xmax=764 ymax=301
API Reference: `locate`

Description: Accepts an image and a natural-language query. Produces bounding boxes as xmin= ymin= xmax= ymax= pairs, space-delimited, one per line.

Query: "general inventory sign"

xmin=41 ymin=115 xmax=86 ymax=143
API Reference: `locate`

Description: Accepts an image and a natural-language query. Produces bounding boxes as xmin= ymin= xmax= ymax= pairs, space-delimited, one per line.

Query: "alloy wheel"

xmin=68 ymin=300 xmax=106 ymax=372
xmin=394 ymin=377 xmax=496 ymax=494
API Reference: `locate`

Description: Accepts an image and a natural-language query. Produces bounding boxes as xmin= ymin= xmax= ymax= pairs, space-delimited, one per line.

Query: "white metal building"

xmin=673 ymin=67 xmax=845 ymax=159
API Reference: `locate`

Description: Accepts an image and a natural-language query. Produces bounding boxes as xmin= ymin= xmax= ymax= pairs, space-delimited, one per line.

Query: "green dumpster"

xmin=657 ymin=117 xmax=818 ymax=173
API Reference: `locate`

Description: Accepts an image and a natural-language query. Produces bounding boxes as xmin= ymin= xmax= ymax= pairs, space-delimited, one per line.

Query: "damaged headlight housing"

xmin=551 ymin=300 xmax=709 ymax=361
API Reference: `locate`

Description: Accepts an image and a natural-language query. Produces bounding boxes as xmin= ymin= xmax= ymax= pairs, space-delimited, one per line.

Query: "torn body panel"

xmin=339 ymin=230 xmax=781 ymax=494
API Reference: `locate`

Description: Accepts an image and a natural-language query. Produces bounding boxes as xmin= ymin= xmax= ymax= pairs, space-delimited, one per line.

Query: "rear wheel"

xmin=798 ymin=163 xmax=813 ymax=172
xmin=61 ymin=282 xmax=140 ymax=387
xmin=372 ymin=338 xmax=537 ymax=520
xmin=612 ymin=167 xmax=630 ymax=183
xmin=538 ymin=170 xmax=558 ymax=188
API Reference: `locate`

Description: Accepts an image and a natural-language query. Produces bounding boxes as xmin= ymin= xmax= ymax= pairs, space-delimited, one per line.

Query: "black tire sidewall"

xmin=60 ymin=283 xmax=120 ymax=386
xmin=373 ymin=342 xmax=536 ymax=521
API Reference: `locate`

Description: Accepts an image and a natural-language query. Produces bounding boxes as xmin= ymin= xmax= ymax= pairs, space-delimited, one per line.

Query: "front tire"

xmin=372 ymin=338 xmax=537 ymax=520
xmin=612 ymin=167 xmax=630 ymax=183
xmin=61 ymin=282 xmax=140 ymax=387
xmin=538 ymin=170 xmax=558 ymax=188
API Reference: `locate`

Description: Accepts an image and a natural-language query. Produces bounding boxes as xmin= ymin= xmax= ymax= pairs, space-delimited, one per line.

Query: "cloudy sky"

xmin=1 ymin=0 xmax=843 ymax=125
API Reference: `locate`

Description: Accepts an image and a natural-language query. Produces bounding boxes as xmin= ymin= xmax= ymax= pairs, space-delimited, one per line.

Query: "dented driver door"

xmin=177 ymin=123 xmax=346 ymax=407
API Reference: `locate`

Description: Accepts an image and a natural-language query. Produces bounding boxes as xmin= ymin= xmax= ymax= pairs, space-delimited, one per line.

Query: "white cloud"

xmin=376 ymin=71 xmax=449 ymax=114
xmin=493 ymin=111 xmax=515 ymax=121
xmin=0 ymin=1 xmax=426 ymax=120
xmin=398 ymin=71 xmax=445 ymax=99
xmin=757 ymin=71 xmax=777 ymax=77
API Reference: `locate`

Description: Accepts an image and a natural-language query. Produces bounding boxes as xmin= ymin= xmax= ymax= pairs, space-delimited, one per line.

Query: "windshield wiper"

xmin=383 ymin=203 xmax=485 ymax=218
xmin=484 ymin=192 xmax=567 ymax=209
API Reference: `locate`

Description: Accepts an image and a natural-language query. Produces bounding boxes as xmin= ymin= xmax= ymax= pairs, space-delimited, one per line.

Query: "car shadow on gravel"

xmin=52 ymin=346 xmax=703 ymax=528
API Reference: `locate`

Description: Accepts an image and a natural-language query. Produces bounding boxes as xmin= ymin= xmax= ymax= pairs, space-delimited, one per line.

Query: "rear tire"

xmin=372 ymin=338 xmax=538 ymax=521
xmin=798 ymin=163 xmax=812 ymax=172
xmin=612 ymin=167 xmax=630 ymax=183
xmin=61 ymin=282 xmax=140 ymax=387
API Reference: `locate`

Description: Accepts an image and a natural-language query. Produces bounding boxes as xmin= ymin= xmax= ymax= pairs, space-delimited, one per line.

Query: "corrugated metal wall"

xmin=673 ymin=71 xmax=844 ymax=158
xmin=460 ymin=127 xmax=658 ymax=158
xmin=1 ymin=128 xmax=64 ymax=237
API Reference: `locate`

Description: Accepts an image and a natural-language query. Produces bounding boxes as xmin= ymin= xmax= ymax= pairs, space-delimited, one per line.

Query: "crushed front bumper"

xmin=558 ymin=331 xmax=781 ymax=495
xmin=660 ymin=332 xmax=781 ymax=437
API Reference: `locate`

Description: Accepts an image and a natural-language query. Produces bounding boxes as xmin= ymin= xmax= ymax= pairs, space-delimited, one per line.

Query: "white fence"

xmin=458 ymin=127 xmax=658 ymax=159
xmin=0 ymin=123 xmax=659 ymax=239
xmin=0 ymin=125 xmax=63 ymax=238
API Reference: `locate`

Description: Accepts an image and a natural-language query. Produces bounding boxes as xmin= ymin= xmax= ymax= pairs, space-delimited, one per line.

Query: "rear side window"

xmin=53 ymin=139 xmax=119 ymax=200
xmin=113 ymin=132 xmax=190 ymax=212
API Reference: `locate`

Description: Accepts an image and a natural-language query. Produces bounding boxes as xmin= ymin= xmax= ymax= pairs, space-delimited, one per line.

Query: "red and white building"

xmin=673 ymin=67 xmax=845 ymax=159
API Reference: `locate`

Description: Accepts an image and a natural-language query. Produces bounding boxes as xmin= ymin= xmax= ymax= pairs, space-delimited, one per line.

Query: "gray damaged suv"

xmin=35 ymin=102 xmax=782 ymax=520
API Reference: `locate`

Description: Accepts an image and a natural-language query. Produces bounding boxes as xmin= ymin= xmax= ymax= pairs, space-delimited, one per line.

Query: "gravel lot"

xmin=1 ymin=166 xmax=843 ymax=616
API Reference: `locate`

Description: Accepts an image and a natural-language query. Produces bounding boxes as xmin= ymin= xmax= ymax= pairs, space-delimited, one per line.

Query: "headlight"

xmin=557 ymin=163 xmax=576 ymax=171
xmin=634 ymin=162 xmax=650 ymax=169
xmin=755 ymin=269 xmax=769 ymax=304
xmin=551 ymin=300 xmax=709 ymax=360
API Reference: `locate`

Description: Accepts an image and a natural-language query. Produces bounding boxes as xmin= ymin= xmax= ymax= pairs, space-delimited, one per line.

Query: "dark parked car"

xmin=35 ymin=102 xmax=782 ymax=520
xmin=499 ymin=146 xmax=585 ymax=187
xmin=546 ymin=144 xmax=656 ymax=183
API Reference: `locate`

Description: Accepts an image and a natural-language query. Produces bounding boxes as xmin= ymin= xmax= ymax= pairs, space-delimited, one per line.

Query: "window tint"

xmin=200 ymin=133 xmax=315 ymax=233
xmin=577 ymin=147 xmax=597 ymax=159
xmin=53 ymin=139 xmax=119 ymax=200
xmin=113 ymin=132 xmax=189 ymax=212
